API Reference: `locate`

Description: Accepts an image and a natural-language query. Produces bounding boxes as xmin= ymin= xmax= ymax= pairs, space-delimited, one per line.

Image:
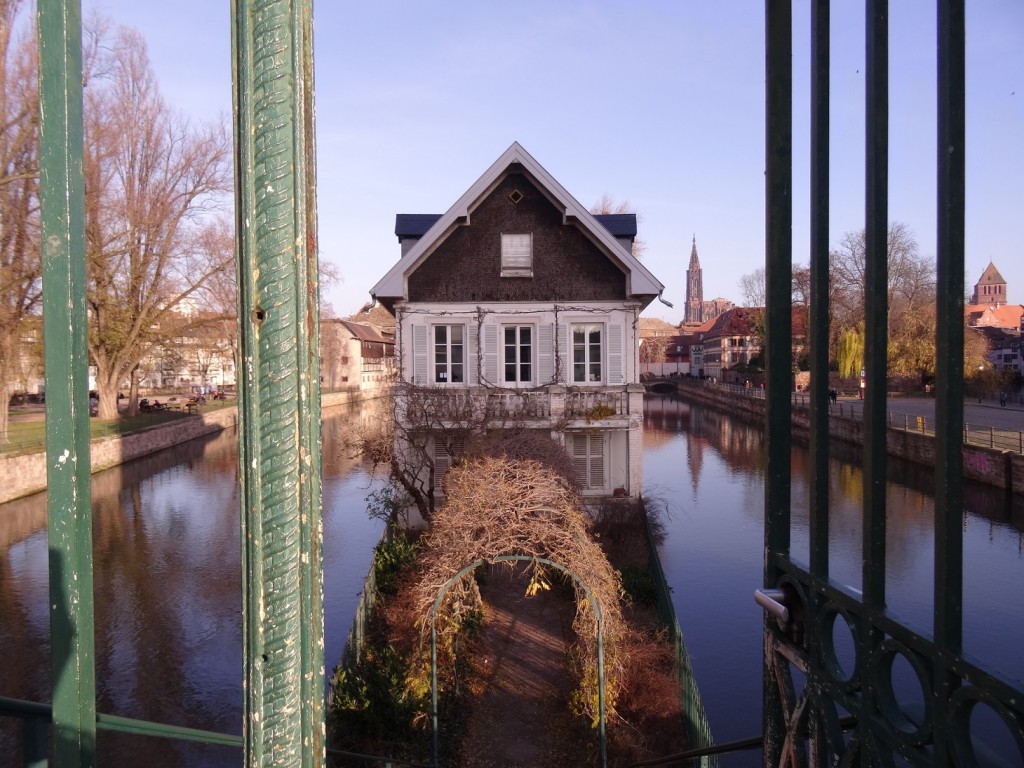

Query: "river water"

xmin=1 ymin=396 xmax=1022 ymax=764
xmin=0 ymin=405 xmax=386 ymax=765
xmin=644 ymin=393 xmax=1024 ymax=764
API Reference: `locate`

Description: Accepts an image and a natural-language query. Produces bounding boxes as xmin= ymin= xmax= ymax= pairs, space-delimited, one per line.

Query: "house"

xmin=694 ymin=305 xmax=809 ymax=383
xmin=692 ymin=308 xmax=762 ymax=382
xmin=321 ymin=318 xmax=395 ymax=391
xmin=371 ymin=142 xmax=665 ymax=500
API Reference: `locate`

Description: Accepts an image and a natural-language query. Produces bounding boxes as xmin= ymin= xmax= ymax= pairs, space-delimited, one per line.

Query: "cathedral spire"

xmin=685 ymin=236 xmax=704 ymax=324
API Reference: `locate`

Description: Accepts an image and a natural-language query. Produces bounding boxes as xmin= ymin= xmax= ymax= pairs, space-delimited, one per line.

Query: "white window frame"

xmin=433 ymin=324 xmax=465 ymax=385
xmin=571 ymin=323 xmax=603 ymax=384
xmin=502 ymin=324 xmax=534 ymax=385
xmin=501 ymin=233 xmax=533 ymax=277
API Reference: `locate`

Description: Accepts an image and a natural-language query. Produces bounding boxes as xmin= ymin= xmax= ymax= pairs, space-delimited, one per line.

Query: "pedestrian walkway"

xmin=457 ymin=566 xmax=595 ymax=767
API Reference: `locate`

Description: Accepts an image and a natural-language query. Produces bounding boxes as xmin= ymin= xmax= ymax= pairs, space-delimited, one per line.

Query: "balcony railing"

xmin=565 ymin=390 xmax=628 ymax=420
xmin=397 ymin=385 xmax=635 ymax=425
xmin=485 ymin=391 xmax=551 ymax=419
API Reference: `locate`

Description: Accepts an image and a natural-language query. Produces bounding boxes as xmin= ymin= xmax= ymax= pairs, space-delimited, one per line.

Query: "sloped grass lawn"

xmin=2 ymin=399 xmax=236 ymax=456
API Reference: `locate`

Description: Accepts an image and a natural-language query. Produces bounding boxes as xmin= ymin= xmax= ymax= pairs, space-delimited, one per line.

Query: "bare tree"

xmin=82 ymin=23 xmax=232 ymax=418
xmin=0 ymin=0 xmax=40 ymax=443
xmin=738 ymin=267 xmax=766 ymax=308
xmin=829 ymin=222 xmax=935 ymax=334
xmin=639 ymin=335 xmax=670 ymax=364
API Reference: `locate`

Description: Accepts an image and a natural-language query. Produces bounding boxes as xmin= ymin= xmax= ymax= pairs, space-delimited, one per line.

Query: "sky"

xmin=80 ymin=0 xmax=1023 ymax=322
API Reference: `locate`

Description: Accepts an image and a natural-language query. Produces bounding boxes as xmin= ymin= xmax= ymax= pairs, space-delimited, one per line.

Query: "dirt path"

xmin=457 ymin=566 xmax=597 ymax=767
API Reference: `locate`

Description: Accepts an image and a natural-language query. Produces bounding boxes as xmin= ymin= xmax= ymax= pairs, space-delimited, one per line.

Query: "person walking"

xmin=999 ymin=391 xmax=1007 ymax=408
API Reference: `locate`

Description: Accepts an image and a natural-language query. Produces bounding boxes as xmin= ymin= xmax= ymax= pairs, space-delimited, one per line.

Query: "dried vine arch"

xmin=411 ymin=455 xmax=628 ymax=738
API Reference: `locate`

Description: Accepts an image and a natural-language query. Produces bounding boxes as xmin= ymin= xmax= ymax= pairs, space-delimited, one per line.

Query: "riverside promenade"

xmin=665 ymin=379 xmax=1024 ymax=493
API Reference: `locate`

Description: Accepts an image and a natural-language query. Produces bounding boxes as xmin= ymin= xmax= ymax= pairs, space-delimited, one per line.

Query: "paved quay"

xmin=826 ymin=395 xmax=1024 ymax=434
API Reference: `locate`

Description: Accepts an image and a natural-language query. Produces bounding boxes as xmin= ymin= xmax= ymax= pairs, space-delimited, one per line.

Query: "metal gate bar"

xmin=761 ymin=1 xmax=1023 ymax=765
xmin=37 ymin=2 xmax=96 ymax=764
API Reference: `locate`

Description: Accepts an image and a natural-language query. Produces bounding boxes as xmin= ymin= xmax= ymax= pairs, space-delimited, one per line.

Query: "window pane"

xmin=451 ymin=363 xmax=463 ymax=383
xmin=505 ymin=327 xmax=516 ymax=345
xmin=435 ymin=326 xmax=447 ymax=344
xmin=574 ymin=363 xmax=586 ymax=382
xmin=450 ymin=325 xmax=463 ymax=344
xmin=521 ymin=327 xmax=531 ymax=345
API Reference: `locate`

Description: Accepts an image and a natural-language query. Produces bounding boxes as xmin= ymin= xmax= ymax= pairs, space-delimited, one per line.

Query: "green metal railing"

xmin=7 ymin=0 xmax=329 ymax=765
xmin=762 ymin=1 xmax=1024 ymax=765
xmin=641 ymin=512 xmax=717 ymax=768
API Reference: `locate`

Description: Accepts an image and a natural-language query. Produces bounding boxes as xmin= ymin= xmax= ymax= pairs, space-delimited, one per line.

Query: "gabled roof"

xmin=967 ymin=304 xmax=1024 ymax=330
xmin=373 ymin=142 xmax=663 ymax=303
xmin=701 ymin=307 xmax=763 ymax=338
xmin=976 ymin=262 xmax=1006 ymax=286
xmin=330 ymin=319 xmax=392 ymax=344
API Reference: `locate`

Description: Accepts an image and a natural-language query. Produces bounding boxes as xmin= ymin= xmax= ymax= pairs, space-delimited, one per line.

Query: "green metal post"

xmin=231 ymin=1 xmax=324 ymax=765
xmin=763 ymin=1 xmax=792 ymax=763
xmin=934 ymin=0 xmax=966 ymax=762
xmin=37 ymin=1 xmax=96 ymax=765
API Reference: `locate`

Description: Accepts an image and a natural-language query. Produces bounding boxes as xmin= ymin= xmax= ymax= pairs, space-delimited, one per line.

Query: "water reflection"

xmin=644 ymin=393 xmax=1024 ymax=762
xmin=0 ymin=403 xmax=385 ymax=766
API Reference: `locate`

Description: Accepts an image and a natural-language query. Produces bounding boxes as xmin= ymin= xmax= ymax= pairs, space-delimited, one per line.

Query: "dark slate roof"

xmin=395 ymin=214 xmax=442 ymax=238
xmin=593 ymin=214 xmax=637 ymax=237
xmin=394 ymin=212 xmax=637 ymax=239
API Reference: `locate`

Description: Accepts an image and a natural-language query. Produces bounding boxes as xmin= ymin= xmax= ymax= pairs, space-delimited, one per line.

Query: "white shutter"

xmin=412 ymin=325 xmax=428 ymax=385
xmin=501 ymin=234 xmax=532 ymax=275
xmin=467 ymin=324 xmax=478 ymax=385
xmin=433 ymin=436 xmax=450 ymax=483
xmin=589 ymin=432 xmax=605 ymax=488
xmin=557 ymin=323 xmax=568 ymax=383
xmin=433 ymin=433 xmax=465 ymax=493
xmin=607 ymin=324 xmax=623 ymax=384
xmin=482 ymin=324 xmax=498 ymax=384
xmin=538 ymin=323 xmax=554 ymax=383
xmin=570 ymin=432 xmax=605 ymax=490
xmin=571 ymin=433 xmax=588 ymax=487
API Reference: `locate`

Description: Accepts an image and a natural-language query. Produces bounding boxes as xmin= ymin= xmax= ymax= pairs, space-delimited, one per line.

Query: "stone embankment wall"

xmin=0 ymin=389 xmax=371 ymax=505
xmin=675 ymin=384 xmax=1023 ymax=495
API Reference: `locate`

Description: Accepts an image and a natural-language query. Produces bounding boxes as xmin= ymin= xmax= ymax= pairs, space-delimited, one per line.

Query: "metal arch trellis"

xmin=428 ymin=555 xmax=608 ymax=768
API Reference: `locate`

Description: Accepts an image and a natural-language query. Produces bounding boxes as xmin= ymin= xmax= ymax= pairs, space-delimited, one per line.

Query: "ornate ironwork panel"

xmin=762 ymin=1 xmax=1024 ymax=765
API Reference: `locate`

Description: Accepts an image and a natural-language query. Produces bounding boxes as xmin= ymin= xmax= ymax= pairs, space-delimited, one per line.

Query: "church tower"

xmin=971 ymin=262 xmax=1007 ymax=306
xmin=685 ymin=236 xmax=704 ymax=324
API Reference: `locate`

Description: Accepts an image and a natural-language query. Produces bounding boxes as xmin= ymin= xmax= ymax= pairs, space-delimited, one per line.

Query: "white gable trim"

xmin=372 ymin=142 xmax=664 ymax=302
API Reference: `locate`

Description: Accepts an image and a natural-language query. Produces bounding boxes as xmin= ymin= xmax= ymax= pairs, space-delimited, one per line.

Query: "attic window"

xmin=501 ymin=233 xmax=533 ymax=277
xmin=508 ymin=189 xmax=524 ymax=204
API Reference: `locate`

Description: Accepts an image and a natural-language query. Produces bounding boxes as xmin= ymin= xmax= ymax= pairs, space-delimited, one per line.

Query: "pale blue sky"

xmin=83 ymin=1 xmax=1023 ymax=321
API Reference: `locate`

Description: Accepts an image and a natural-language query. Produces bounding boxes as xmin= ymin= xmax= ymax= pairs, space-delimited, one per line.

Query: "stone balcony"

xmin=396 ymin=383 xmax=646 ymax=430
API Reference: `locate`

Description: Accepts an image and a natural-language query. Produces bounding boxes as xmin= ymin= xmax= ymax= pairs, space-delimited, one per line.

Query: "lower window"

xmin=434 ymin=325 xmax=464 ymax=383
xmin=569 ymin=431 xmax=605 ymax=490
xmin=503 ymin=325 xmax=533 ymax=384
xmin=572 ymin=324 xmax=602 ymax=383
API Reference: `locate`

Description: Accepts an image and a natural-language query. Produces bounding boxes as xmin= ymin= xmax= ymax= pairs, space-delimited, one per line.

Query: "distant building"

xmin=320 ymin=319 xmax=395 ymax=391
xmin=682 ymin=236 xmax=734 ymax=324
xmin=684 ymin=237 xmax=703 ymax=323
xmin=963 ymin=262 xmax=1022 ymax=376
xmin=971 ymin=262 xmax=1007 ymax=306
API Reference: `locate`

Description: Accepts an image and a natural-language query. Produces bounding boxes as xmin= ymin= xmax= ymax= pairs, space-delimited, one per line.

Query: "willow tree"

xmin=83 ymin=22 xmax=231 ymax=418
xmin=0 ymin=0 xmax=41 ymax=442
xmin=837 ymin=324 xmax=864 ymax=380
